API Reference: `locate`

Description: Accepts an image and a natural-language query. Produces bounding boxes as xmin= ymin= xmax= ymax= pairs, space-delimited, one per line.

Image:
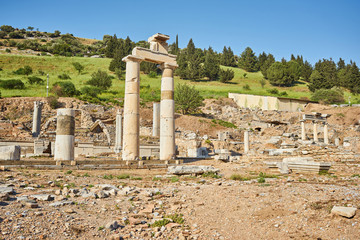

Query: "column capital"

xmin=122 ymin=55 xmax=144 ymax=63
xmin=161 ymin=62 xmax=178 ymax=70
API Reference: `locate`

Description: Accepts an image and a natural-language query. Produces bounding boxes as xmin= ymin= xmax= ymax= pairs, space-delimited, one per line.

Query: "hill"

xmin=0 ymin=54 xmax=322 ymax=101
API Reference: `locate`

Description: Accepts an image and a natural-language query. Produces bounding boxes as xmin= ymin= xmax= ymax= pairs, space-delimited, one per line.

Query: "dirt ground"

xmin=1 ymin=159 xmax=359 ymax=240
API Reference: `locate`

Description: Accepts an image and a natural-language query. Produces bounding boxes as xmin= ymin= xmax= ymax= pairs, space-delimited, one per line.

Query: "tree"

xmin=311 ymin=87 xmax=344 ymax=104
xmin=169 ymin=34 xmax=179 ymax=55
xmin=108 ymin=36 xmax=134 ymax=71
xmin=174 ymin=83 xmax=203 ymax=114
xmin=203 ymin=47 xmax=220 ymax=80
xmin=259 ymin=79 xmax=266 ymax=88
xmin=267 ymin=61 xmax=300 ymax=86
xmin=0 ymin=25 xmax=14 ymax=33
xmin=87 ymin=70 xmax=112 ymax=90
xmin=338 ymin=62 xmax=360 ymax=94
xmin=27 ymin=26 xmax=34 ymax=31
xmin=261 ymin=54 xmax=275 ymax=79
xmin=175 ymin=39 xmax=204 ymax=80
xmin=337 ymin=58 xmax=346 ymax=70
xmin=0 ymin=31 xmax=6 ymax=39
xmin=219 ymin=69 xmax=235 ymax=83
xmin=257 ymin=52 xmax=268 ymax=70
xmin=301 ymin=60 xmax=313 ymax=82
xmin=238 ymin=47 xmax=258 ymax=72
xmin=220 ymin=46 xmax=236 ymax=67
xmin=308 ymin=58 xmax=338 ymax=92
xmin=72 ymin=62 xmax=84 ymax=74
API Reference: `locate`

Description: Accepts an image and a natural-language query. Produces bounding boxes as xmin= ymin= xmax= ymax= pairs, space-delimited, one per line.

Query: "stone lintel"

xmin=122 ymin=55 xmax=144 ymax=63
xmin=132 ymin=47 xmax=177 ymax=65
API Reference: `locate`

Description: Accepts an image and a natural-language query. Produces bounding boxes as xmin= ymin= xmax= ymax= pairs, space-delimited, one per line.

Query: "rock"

xmin=64 ymin=208 xmax=76 ymax=214
xmin=0 ymin=187 xmax=15 ymax=195
xmin=0 ymin=145 xmax=21 ymax=160
xmin=109 ymin=234 xmax=122 ymax=240
xmin=0 ymin=192 xmax=9 ymax=201
xmin=97 ymin=190 xmax=108 ymax=199
xmin=105 ymin=220 xmax=120 ymax=231
xmin=25 ymin=202 xmax=38 ymax=208
xmin=331 ymin=206 xmax=357 ymax=218
xmin=168 ymin=165 xmax=220 ymax=175
xmin=49 ymin=200 xmax=73 ymax=207
xmin=30 ymin=194 xmax=52 ymax=201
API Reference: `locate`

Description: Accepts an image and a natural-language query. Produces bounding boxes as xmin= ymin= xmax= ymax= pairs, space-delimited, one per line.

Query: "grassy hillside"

xmin=0 ymin=54 xmax=355 ymax=102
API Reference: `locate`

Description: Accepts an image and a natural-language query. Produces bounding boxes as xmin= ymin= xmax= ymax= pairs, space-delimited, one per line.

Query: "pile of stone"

xmin=167 ymin=165 xmax=219 ymax=175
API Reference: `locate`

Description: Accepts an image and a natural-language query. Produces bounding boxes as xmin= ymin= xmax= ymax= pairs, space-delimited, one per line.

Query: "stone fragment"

xmin=0 ymin=145 xmax=21 ymax=160
xmin=25 ymin=202 xmax=38 ymax=208
xmin=0 ymin=187 xmax=15 ymax=195
xmin=168 ymin=165 xmax=219 ymax=175
xmin=331 ymin=206 xmax=357 ymax=218
xmin=30 ymin=194 xmax=52 ymax=201
xmin=105 ymin=220 xmax=120 ymax=231
xmin=0 ymin=192 xmax=9 ymax=201
xmin=49 ymin=200 xmax=73 ymax=207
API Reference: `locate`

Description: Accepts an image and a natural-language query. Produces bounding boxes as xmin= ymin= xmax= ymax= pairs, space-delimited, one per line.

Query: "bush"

xmin=219 ymin=69 xmax=234 ymax=83
xmin=148 ymin=71 xmax=158 ymax=78
xmin=13 ymin=65 xmax=33 ymax=75
xmin=81 ymin=86 xmax=102 ymax=98
xmin=267 ymin=88 xmax=279 ymax=95
xmin=279 ymin=91 xmax=288 ymax=96
xmin=174 ymin=83 xmax=204 ymax=114
xmin=28 ymin=76 xmax=44 ymax=85
xmin=38 ymin=70 xmax=46 ymax=76
xmin=0 ymin=79 xmax=25 ymax=89
xmin=243 ymin=84 xmax=251 ymax=90
xmin=140 ymin=84 xmax=160 ymax=102
xmin=8 ymin=31 xmax=24 ymax=39
xmin=52 ymin=81 xmax=79 ymax=97
xmin=58 ymin=73 xmax=71 ymax=80
xmin=47 ymin=96 xmax=59 ymax=109
xmin=72 ymin=62 xmax=84 ymax=74
xmin=5 ymin=48 xmax=11 ymax=53
xmin=86 ymin=70 xmax=112 ymax=90
xmin=259 ymin=79 xmax=266 ymax=88
xmin=267 ymin=61 xmax=300 ymax=86
xmin=311 ymin=87 xmax=344 ymax=104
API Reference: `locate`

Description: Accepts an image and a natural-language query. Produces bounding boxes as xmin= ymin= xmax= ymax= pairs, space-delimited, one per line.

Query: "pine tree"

xmin=301 ymin=60 xmax=313 ymax=82
xmin=175 ymin=39 xmax=204 ymax=80
xmin=267 ymin=61 xmax=300 ymax=86
xmin=261 ymin=54 xmax=275 ymax=79
xmin=175 ymin=49 xmax=188 ymax=79
xmin=203 ymin=47 xmax=220 ymax=81
xmin=258 ymin=52 xmax=268 ymax=70
xmin=308 ymin=59 xmax=338 ymax=92
xmin=238 ymin=47 xmax=258 ymax=72
xmin=337 ymin=58 xmax=346 ymax=70
xmin=338 ymin=62 xmax=360 ymax=93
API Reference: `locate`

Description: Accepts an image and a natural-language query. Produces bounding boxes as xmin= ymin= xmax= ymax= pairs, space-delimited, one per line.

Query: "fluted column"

xmin=32 ymin=101 xmax=43 ymax=137
xmin=54 ymin=108 xmax=75 ymax=161
xmin=121 ymin=55 xmax=143 ymax=160
xmin=152 ymin=102 xmax=160 ymax=137
xmin=114 ymin=110 xmax=122 ymax=153
xmin=160 ymin=63 xmax=177 ymax=160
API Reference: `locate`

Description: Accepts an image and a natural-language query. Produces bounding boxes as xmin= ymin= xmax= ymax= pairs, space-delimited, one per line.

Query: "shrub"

xmin=52 ymin=81 xmax=79 ymax=97
xmin=72 ymin=62 xmax=84 ymax=74
xmin=174 ymin=83 xmax=203 ymax=114
xmin=58 ymin=73 xmax=71 ymax=80
xmin=46 ymin=96 xmax=59 ymax=109
xmin=86 ymin=70 xmax=112 ymax=90
xmin=279 ymin=91 xmax=288 ymax=96
xmin=115 ymin=68 xmax=123 ymax=80
xmin=267 ymin=88 xmax=279 ymax=95
xmin=0 ymin=66 xmax=2 ymax=71
xmin=38 ymin=70 xmax=46 ymax=76
xmin=311 ymin=87 xmax=344 ymax=104
xmin=140 ymin=84 xmax=160 ymax=102
xmin=0 ymin=79 xmax=25 ymax=89
xmin=9 ymin=31 xmax=24 ymax=39
xmin=148 ymin=71 xmax=157 ymax=78
xmin=5 ymin=48 xmax=11 ymax=53
xmin=259 ymin=79 xmax=266 ymax=88
xmin=243 ymin=84 xmax=251 ymax=90
xmin=211 ymin=119 xmax=237 ymax=128
xmin=28 ymin=76 xmax=44 ymax=85
xmin=229 ymin=174 xmax=251 ymax=181
xmin=13 ymin=65 xmax=33 ymax=75
xmin=219 ymin=69 xmax=234 ymax=83
xmin=81 ymin=86 xmax=102 ymax=98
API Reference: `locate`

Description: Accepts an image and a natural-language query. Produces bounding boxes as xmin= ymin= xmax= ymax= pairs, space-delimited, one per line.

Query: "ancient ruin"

xmin=122 ymin=33 xmax=178 ymax=161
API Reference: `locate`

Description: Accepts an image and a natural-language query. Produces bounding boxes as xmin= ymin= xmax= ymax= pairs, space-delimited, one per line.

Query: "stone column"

xmin=160 ymin=63 xmax=177 ymax=160
xmin=114 ymin=110 xmax=122 ymax=153
xmin=152 ymin=102 xmax=160 ymax=137
xmin=54 ymin=109 xmax=75 ymax=161
xmin=121 ymin=55 xmax=143 ymax=160
xmin=313 ymin=121 xmax=318 ymax=142
xmin=32 ymin=101 xmax=43 ymax=137
xmin=301 ymin=121 xmax=306 ymax=141
xmin=244 ymin=130 xmax=249 ymax=153
xmin=324 ymin=123 xmax=329 ymax=144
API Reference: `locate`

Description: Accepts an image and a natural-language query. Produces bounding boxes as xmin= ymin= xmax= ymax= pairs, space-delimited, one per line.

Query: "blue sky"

xmin=1 ymin=0 xmax=359 ymax=65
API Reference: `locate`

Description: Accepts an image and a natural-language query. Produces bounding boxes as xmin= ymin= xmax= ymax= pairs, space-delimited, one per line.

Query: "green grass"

xmin=1 ymin=54 xmax=358 ymax=101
